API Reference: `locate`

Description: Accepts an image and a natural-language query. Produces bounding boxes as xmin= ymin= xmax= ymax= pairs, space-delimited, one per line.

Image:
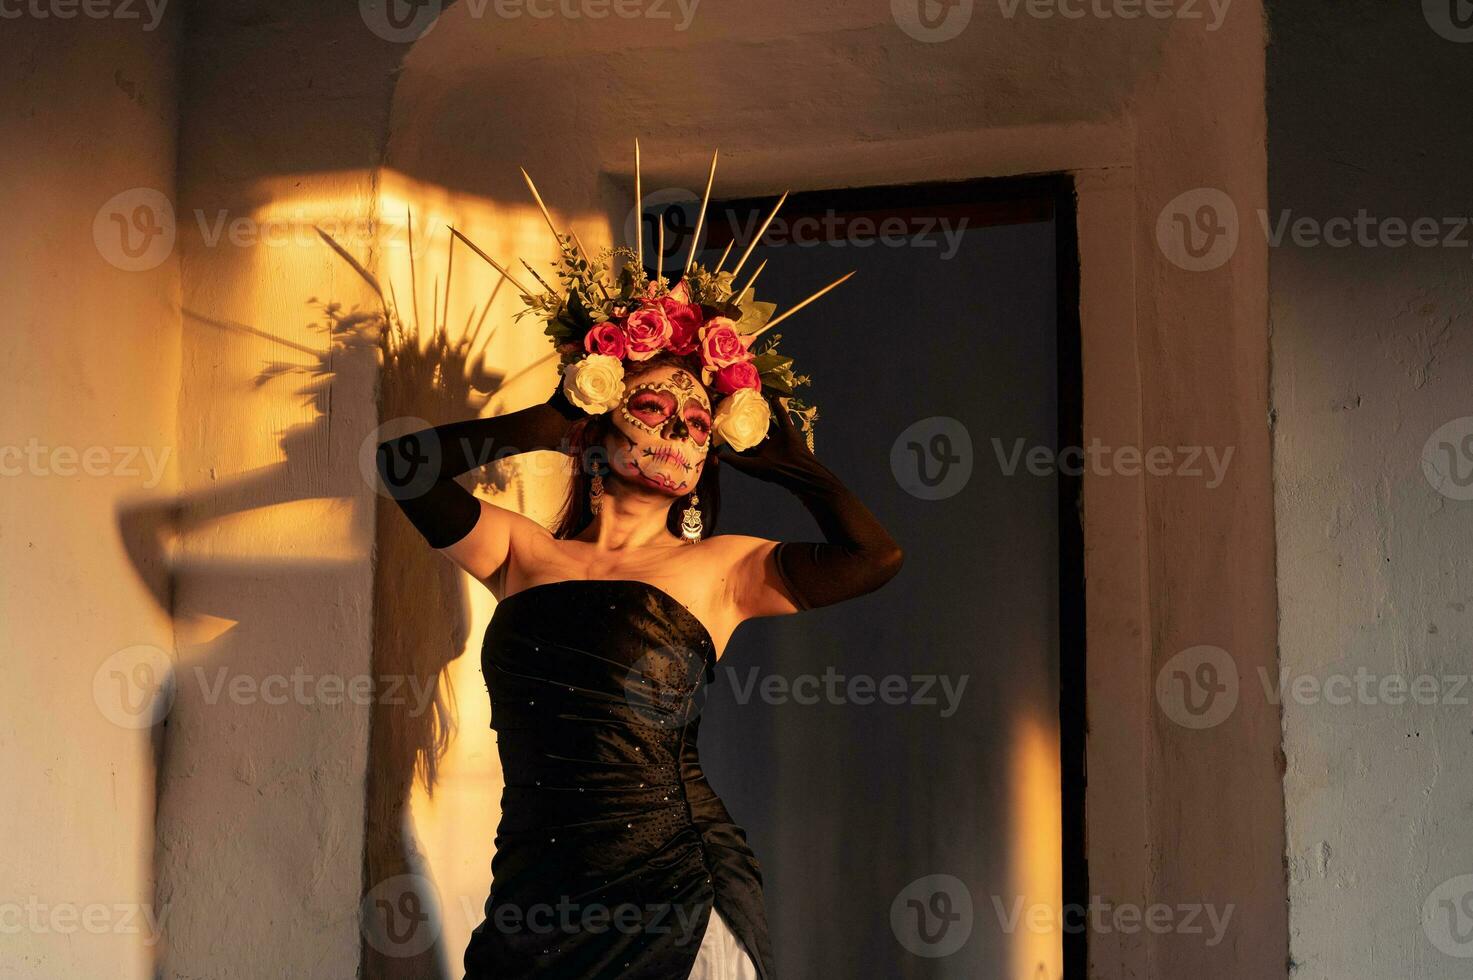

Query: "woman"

xmin=377 ymin=350 xmax=903 ymax=978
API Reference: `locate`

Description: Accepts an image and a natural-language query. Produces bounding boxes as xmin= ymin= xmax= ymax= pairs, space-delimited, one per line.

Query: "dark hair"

xmin=551 ymin=354 xmax=722 ymax=541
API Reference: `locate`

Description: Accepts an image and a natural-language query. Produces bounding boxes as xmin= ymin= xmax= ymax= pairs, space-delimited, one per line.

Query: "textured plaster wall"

xmin=0 ymin=13 xmax=180 ymax=980
xmin=362 ymin=172 xmax=579 ymax=974
xmin=146 ymin=3 xmax=403 ymax=976
xmin=1269 ymin=3 xmax=1473 ymax=978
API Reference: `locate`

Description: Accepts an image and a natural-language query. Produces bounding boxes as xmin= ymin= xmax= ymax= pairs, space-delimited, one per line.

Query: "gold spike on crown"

xmin=449 ymin=143 xmax=849 ymax=452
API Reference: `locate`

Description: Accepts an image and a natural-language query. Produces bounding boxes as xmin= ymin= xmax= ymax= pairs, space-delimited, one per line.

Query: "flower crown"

xmin=450 ymin=146 xmax=853 ymax=452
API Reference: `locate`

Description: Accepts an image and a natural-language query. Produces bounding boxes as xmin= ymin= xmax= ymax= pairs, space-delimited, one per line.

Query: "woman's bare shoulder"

xmin=499 ymin=503 xmax=555 ymax=540
xmin=697 ymin=533 xmax=783 ymax=587
xmin=701 ymin=532 xmax=780 ymax=560
xmin=700 ymin=533 xmax=797 ymax=620
xmin=449 ymin=500 xmax=558 ymax=596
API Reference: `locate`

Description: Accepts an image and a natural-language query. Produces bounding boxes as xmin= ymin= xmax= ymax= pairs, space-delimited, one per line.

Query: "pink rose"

xmin=660 ymin=296 xmax=703 ymax=355
xmin=583 ymin=322 xmax=628 ymax=359
xmin=622 ymin=305 xmax=673 ymax=360
xmin=712 ymin=360 xmax=762 ymax=395
xmin=698 ymin=317 xmax=750 ymax=371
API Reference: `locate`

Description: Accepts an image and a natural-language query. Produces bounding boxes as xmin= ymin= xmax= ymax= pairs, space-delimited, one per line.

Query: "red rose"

xmin=660 ymin=296 xmax=703 ymax=355
xmin=698 ymin=317 xmax=750 ymax=371
xmin=622 ymin=305 xmax=673 ymax=360
xmin=712 ymin=360 xmax=762 ymax=395
xmin=583 ymin=322 xmax=628 ymax=359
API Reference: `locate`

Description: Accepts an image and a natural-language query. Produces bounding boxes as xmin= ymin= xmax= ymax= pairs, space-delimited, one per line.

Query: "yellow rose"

xmin=712 ymin=388 xmax=771 ymax=451
xmin=562 ymin=354 xmax=625 ymax=414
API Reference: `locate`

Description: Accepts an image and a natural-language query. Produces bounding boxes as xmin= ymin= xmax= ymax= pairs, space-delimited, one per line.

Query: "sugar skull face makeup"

xmin=605 ymin=363 xmax=712 ymax=496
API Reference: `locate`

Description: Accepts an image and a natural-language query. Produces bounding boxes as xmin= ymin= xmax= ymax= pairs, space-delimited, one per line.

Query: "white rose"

xmin=562 ymin=354 xmax=625 ymax=414
xmin=712 ymin=387 xmax=772 ymax=451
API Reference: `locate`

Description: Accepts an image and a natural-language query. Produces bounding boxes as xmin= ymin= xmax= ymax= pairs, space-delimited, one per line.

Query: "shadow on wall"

xmin=114 ymin=223 xmax=520 ymax=978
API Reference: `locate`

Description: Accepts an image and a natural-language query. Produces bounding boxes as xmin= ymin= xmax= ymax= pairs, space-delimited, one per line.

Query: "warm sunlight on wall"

xmin=377 ymin=169 xmax=616 ymax=971
xmin=157 ymin=166 xmax=381 ymax=976
xmin=4 ymin=18 xmax=180 ymax=980
xmin=1009 ymin=710 xmax=1064 ymax=980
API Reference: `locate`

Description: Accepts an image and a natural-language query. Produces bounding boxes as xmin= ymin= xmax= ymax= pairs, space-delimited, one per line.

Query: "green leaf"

xmin=734 ymin=301 xmax=776 ymax=334
xmin=750 ymin=350 xmax=793 ymax=374
xmin=565 ymin=292 xmax=596 ymax=332
xmin=618 ymin=264 xmax=648 ymax=300
xmin=544 ymin=314 xmax=579 ymax=344
xmin=747 ymin=331 xmax=781 ymax=356
xmin=760 ymin=372 xmax=795 ymax=395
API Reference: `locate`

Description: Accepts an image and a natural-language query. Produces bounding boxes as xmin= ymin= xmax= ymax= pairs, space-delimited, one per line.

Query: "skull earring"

xmin=679 ymin=493 xmax=703 ymax=543
xmin=590 ymin=472 xmax=605 ymax=515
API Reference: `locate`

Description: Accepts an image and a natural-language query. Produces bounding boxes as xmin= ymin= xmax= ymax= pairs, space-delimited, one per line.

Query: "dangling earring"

xmin=589 ymin=472 xmax=605 ymax=515
xmin=679 ymin=493 xmax=703 ymax=543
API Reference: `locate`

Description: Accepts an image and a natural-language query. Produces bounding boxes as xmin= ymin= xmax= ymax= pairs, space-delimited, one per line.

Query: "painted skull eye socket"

xmin=626 ymin=388 xmax=678 ymax=428
xmin=683 ymin=405 xmax=712 ymax=446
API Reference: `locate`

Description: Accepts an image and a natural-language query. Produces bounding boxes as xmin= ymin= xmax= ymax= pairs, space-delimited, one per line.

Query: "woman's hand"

xmin=716 ymin=393 xmax=817 ymax=488
xmin=716 ymin=390 xmax=904 ymax=611
xmin=378 ymin=379 xmax=582 ymax=551
xmin=545 ymin=376 xmax=584 ymax=427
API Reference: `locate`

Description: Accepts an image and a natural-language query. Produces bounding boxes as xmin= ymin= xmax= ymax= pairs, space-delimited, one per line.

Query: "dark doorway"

xmin=645 ymin=176 xmax=1085 ymax=978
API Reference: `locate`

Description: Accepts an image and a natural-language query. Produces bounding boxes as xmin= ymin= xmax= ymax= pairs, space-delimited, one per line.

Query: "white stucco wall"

xmin=146 ymin=4 xmax=401 ymax=976
xmin=1 ymin=12 xmax=180 ymax=979
xmin=1269 ymin=3 xmax=1473 ymax=978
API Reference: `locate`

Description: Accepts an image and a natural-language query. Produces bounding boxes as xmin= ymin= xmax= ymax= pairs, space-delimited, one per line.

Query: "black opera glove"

xmin=376 ymin=385 xmax=583 ymax=549
xmin=718 ymin=393 xmax=904 ymax=610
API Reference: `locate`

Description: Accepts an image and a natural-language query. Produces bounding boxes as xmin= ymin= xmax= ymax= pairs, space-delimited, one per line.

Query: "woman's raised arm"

xmin=375 ymin=386 xmax=582 ymax=578
xmin=720 ymin=394 xmax=904 ymax=616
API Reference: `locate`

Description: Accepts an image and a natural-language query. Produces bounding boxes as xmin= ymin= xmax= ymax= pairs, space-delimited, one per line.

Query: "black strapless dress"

xmin=463 ymin=579 xmax=775 ymax=979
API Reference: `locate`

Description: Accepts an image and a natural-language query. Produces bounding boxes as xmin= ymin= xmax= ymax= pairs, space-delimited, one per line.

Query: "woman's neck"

xmin=580 ymin=481 xmax=679 ymax=551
